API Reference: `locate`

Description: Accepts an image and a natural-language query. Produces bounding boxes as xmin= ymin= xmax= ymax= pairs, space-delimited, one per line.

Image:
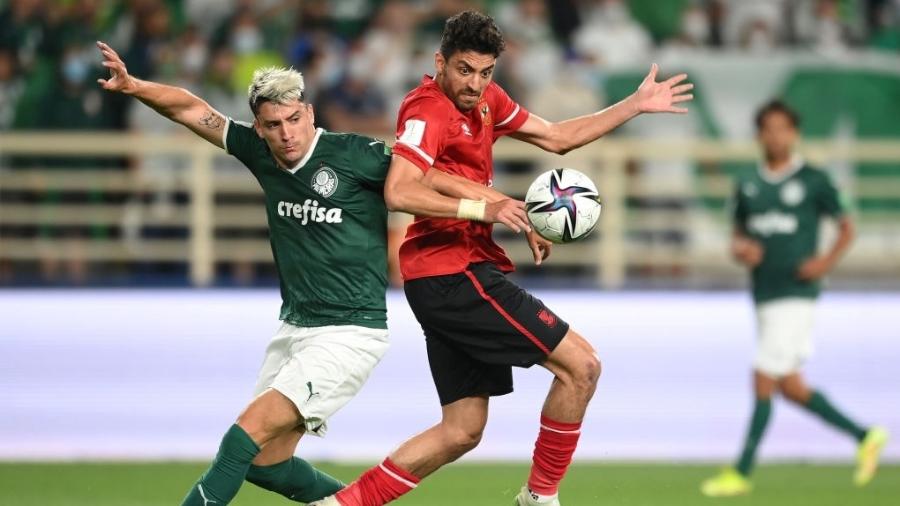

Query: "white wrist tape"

xmin=456 ymin=199 xmax=486 ymax=221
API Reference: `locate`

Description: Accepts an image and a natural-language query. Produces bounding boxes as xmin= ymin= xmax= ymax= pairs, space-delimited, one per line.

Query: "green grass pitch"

xmin=0 ymin=462 xmax=897 ymax=505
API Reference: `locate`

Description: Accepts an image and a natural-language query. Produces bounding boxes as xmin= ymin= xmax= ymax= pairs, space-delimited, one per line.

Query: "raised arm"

xmin=95 ymin=41 xmax=226 ymax=148
xmin=511 ymin=63 xmax=693 ymax=155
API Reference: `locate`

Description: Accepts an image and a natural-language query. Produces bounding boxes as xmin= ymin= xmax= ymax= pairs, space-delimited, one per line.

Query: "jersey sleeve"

xmin=489 ymin=82 xmax=530 ymax=140
xmin=815 ymin=171 xmax=845 ymax=217
xmin=732 ymin=180 xmax=749 ymax=232
xmin=223 ymin=118 xmax=264 ymax=174
xmin=351 ymin=135 xmax=393 ymax=188
xmin=393 ymin=95 xmax=449 ymax=173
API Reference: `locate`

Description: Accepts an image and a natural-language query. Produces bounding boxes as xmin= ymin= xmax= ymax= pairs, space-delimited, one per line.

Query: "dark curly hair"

xmin=755 ymin=99 xmax=800 ymax=131
xmin=440 ymin=10 xmax=506 ymax=60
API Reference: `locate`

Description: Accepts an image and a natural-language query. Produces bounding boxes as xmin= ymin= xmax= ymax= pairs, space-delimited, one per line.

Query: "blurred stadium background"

xmin=1 ymin=0 xmax=899 ymax=504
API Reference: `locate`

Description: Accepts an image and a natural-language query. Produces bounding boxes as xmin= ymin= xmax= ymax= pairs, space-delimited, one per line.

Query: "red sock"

xmin=334 ymin=458 xmax=420 ymax=506
xmin=527 ymin=415 xmax=582 ymax=496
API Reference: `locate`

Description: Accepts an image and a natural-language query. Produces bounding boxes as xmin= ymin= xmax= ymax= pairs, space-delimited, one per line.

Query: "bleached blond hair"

xmin=248 ymin=67 xmax=305 ymax=115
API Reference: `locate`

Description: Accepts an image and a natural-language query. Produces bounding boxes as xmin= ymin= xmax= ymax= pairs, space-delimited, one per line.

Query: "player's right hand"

xmin=484 ymin=199 xmax=531 ymax=234
xmin=732 ymin=236 xmax=763 ymax=267
xmin=96 ymin=41 xmax=133 ymax=93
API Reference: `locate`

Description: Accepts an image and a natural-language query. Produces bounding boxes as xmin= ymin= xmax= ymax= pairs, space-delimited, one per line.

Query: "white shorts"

xmin=252 ymin=322 xmax=389 ymax=437
xmin=753 ymin=298 xmax=816 ymax=378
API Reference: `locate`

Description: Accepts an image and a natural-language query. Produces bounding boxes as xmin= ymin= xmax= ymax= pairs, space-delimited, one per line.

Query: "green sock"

xmin=805 ymin=391 xmax=868 ymax=442
xmin=181 ymin=424 xmax=260 ymax=506
xmin=735 ymin=398 xmax=772 ymax=477
xmin=246 ymin=457 xmax=345 ymax=503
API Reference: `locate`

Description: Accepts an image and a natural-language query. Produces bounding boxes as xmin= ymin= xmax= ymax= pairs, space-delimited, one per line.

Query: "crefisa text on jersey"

xmin=277 ymin=199 xmax=344 ymax=225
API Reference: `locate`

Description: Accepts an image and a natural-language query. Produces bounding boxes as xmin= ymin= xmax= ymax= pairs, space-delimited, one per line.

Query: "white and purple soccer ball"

xmin=525 ymin=168 xmax=602 ymax=244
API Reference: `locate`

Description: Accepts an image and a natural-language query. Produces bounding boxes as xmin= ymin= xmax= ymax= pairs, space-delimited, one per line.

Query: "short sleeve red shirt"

xmin=393 ymin=76 xmax=530 ymax=280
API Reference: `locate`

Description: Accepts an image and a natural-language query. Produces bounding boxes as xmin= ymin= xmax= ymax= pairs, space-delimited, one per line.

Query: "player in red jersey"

xmin=314 ymin=10 xmax=693 ymax=506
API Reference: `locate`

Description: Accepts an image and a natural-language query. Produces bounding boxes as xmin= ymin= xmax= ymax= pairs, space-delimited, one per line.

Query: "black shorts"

xmin=403 ymin=262 xmax=569 ymax=406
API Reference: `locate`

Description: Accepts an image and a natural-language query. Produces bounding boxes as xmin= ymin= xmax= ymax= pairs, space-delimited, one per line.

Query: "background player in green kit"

xmin=94 ymin=40 xmax=528 ymax=506
xmin=701 ymin=100 xmax=889 ymax=497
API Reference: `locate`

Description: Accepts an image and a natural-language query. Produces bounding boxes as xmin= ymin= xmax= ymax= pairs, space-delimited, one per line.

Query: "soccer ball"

xmin=525 ymin=168 xmax=602 ymax=244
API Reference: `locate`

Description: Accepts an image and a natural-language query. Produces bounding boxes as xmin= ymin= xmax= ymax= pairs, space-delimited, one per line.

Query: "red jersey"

xmin=393 ymin=75 xmax=530 ymax=280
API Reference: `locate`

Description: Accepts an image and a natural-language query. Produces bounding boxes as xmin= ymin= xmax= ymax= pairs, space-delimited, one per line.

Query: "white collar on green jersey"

xmin=758 ymin=153 xmax=804 ymax=184
xmin=288 ymin=128 xmax=324 ymax=174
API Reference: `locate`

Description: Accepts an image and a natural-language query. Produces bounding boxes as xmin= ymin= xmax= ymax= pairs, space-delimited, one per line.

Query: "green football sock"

xmin=246 ymin=457 xmax=345 ymax=502
xmin=180 ymin=424 xmax=260 ymax=506
xmin=735 ymin=398 xmax=772 ymax=476
xmin=804 ymin=391 xmax=868 ymax=442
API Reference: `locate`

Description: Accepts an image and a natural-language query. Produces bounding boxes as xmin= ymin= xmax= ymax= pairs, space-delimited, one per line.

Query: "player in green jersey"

xmin=95 ymin=40 xmax=532 ymax=506
xmin=701 ymin=100 xmax=889 ymax=497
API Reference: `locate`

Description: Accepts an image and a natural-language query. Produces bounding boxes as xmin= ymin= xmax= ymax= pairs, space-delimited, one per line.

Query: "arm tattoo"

xmin=199 ymin=110 xmax=224 ymax=130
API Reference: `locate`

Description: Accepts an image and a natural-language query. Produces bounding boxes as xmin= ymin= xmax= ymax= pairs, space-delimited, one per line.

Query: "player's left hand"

xmin=632 ymin=63 xmax=693 ymax=114
xmin=526 ymin=229 xmax=552 ymax=266
xmin=796 ymin=255 xmax=833 ymax=280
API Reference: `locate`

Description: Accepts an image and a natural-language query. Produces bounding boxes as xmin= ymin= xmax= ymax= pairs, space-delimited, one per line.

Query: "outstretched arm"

xmin=95 ymin=41 xmax=226 ymax=148
xmin=412 ymin=166 xmax=552 ymax=265
xmin=422 ymin=169 xmax=507 ymax=203
xmin=511 ymin=63 xmax=693 ymax=155
xmin=385 ymin=156 xmax=532 ymax=233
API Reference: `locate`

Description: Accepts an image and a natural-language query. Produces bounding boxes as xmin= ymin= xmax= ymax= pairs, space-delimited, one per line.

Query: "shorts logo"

xmin=306 ymin=381 xmax=320 ymax=402
xmin=537 ymin=308 xmax=557 ymax=328
xmin=312 ymin=166 xmax=338 ymax=197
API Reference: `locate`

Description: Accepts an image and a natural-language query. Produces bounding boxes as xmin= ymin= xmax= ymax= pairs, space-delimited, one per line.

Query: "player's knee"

xmin=236 ymin=412 xmax=285 ymax=447
xmin=573 ymin=352 xmax=602 ymax=394
xmin=444 ymin=425 xmax=483 ymax=455
xmin=781 ymin=386 xmax=809 ymax=405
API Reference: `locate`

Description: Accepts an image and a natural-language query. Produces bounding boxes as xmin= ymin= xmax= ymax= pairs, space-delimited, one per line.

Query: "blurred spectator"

xmin=219 ymin=7 xmax=285 ymax=96
xmin=672 ymin=1 xmax=713 ymax=48
xmin=573 ymin=0 xmax=653 ymax=68
xmin=627 ymin=0 xmax=692 ymax=43
xmin=315 ymin=50 xmax=392 ymax=134
xmin=0 ymin=0 xmax=45 ymax=71
xmin=495 ymin=0 xmax=563 ymax=99
xmin=722 ymin=0 xmax=785 ymax=51
xmin=542 ymin=0 xmax=581 ymax=48
xmin=869 ymin=0 xmax=900 ymax=51
xmin=284 ymin=0 xmax=346 ymax=103
xmin=350 ymin=0 xmax=419 ymax=116
xmin=526 ymin=58 xmax=601 ymax=123
xmin=29 ymin=41 xmax=119 ymax=285
xmin=329 ymin=0 xmax=379 ymax=40
xmin=417 ymin=0 xmax=475 ymax=40
xmin=0 ymin=47 xmax=24 ymax=130
xmin=202 ymin=46 xmax=244 ymax=119
xmin=795 ymin=0 xmax=853 ymax=54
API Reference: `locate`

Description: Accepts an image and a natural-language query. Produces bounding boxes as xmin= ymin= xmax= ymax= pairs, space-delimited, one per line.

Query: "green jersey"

xmin=733 ymin=159 xmax=844 ymax=304
xmin=225 ymin=120 xmax=392 ymax=329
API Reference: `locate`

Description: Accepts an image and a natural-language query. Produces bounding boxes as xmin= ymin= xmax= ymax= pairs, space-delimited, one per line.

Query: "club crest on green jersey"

xmin=780 ymin=180 xmax=805 ymax=206
xmin=742 ymin=182 xmax=758 ymax=197
xmin=312 ymin=166 xmax=338 ymax=198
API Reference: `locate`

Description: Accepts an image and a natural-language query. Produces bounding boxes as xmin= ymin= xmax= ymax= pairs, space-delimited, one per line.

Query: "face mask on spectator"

xmin=601 ymin=2 xmax=630 ymax=25
xmin=62 ymin=55 xmax=89 ymax=85
xmin=682 ymin=10 xmax=709 ymax=43
xmin=232 ymin=28 xmax=262 ymax=54
xmin=747 ymin=27 xmax=774 ymax=52
xmin=181 ymin=45 xmax=206 ymax=75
